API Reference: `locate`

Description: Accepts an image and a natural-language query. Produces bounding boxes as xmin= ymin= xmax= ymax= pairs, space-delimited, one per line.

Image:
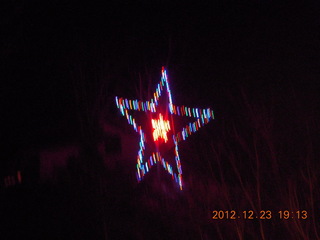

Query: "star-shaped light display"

xmin=115 ymin=67 xmax=214 ymax=190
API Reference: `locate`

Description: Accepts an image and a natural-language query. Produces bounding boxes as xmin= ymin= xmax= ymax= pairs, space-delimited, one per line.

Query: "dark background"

xmin=1 ymin=1 xmax=319 ymax=149
xmin=1 ymin=1 xmax=319 ymax=239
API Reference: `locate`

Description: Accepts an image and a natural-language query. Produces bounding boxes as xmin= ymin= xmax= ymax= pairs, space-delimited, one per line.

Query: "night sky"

xmin=1 ymin=1 xmax=320 ymax=239
xmin=1 ymin=2 xmax=319 ymax=149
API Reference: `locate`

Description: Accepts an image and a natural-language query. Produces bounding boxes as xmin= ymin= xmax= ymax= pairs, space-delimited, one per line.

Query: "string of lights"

xmin=115 ymin=67 xmax=214 ymax=190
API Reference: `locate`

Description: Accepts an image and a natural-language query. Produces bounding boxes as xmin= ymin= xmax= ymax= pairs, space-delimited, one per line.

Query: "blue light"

xmin=115 ymin=96 xmax=119 ymax=108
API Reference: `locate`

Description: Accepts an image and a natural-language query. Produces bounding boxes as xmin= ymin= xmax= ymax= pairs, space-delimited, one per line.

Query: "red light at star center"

xmin=152 ymin=114 xmax=171 ymax=143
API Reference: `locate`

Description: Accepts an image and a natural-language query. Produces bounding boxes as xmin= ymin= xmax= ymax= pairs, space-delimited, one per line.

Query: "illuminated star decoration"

xmin=115 ymin=67 xmax=214 ymax=190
